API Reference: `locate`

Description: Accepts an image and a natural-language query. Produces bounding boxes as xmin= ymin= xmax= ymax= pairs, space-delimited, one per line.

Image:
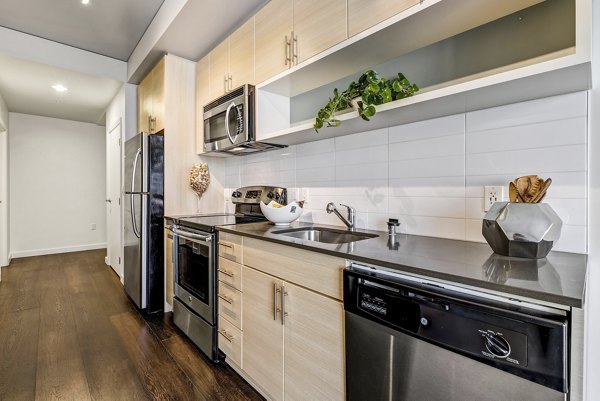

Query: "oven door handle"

xmin=172 ymin=227 xmax=212 ymax=243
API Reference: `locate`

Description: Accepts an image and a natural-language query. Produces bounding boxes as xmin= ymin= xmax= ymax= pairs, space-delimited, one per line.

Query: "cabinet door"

xmin=284 ymin=282 xmax=345 ymax=401
xmin=210 ymin=39 xmax=230 ymax=99
xmin=229 ymin=18 xmax=255 ymax=88
xmin=254 ymin=0 xmax=293 ymax=85
xmin=242 ymin=267 xmax=284 ymax=401
xmin=195 ymin=55 xmax=210 ymax=154
xmin=165 ymin=228 xmax=174 ymax=307
xmin=151 ymin=57 xmax=165 ymax=133
xmin=348 ymin=0 xmax=420 ymax=37
xmin=293 ymin=0 xmax=347 ymax=64
xmin=138 ymin=73 xmax=152 ymax=133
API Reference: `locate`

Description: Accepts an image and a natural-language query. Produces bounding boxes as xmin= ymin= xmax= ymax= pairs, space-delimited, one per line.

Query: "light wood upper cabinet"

xmin=195 ymin=55 xmax=210 ymax=155
xmin=255 ymin=0 xmax=293 ymax=85
xmin=284 ymin=281 xmax=344 ymax=401
xmin=209 ymin=39 xmax=230 ymax=99
xmin=242 ymin=266 xmax=285 ymax=401
xmin=348 ymin=0 xmax=420 ymax=37
xmin=254 ymin=0 xmax=347 ymax=84
xmin=293 ymin=0 xmax=347 ymax=64
xmin=137 ymin=57 xmax=165 ymax=134
xmin=229 ymin=18 xmax=255 ymax=89
xmin=210 ymin=18 xmax=255 ymax=100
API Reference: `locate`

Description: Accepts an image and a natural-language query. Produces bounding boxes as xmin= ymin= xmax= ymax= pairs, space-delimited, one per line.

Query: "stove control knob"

xmin=273 ymin=193 xmax=281 ymax=200
xmin=232 ymin=191 xmax=241 ymax=198
xmin=267 ymin=192 xmax=274 ymax=199
xmin=484 ymin=333 xmax=511 ymax=358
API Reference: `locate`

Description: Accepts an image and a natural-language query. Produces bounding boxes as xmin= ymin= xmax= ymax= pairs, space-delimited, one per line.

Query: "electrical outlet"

xmin=91 ymin=223 xmax=97 ymax=231
xmin=300 ymin=188 xmax=309 ymax=204
xmin=484 ymin=186 xmax=504 ymax=212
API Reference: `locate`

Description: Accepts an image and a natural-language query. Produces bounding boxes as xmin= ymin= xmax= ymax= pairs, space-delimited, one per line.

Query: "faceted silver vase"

xmin=482 ymin=202 xmax=562 ymax=259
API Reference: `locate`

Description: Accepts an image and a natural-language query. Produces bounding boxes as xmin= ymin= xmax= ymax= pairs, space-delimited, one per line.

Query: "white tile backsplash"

xmin=224 ymin=92 xmax=588 ymax=253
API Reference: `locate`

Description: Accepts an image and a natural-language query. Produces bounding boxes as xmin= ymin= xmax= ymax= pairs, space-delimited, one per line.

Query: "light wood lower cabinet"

xmin=242 ymin=267 xmax=285 ymax=401
xmin=242 ymin=265 xmax=344 ymax=401
xmin=165 ymin=227 xmax=174 ymax=307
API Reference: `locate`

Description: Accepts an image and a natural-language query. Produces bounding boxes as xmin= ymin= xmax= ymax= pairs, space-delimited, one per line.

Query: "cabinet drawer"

xmin=218 ymin=232 xmax=243 ymax=263
xmin=218 ymin=316 xmax=242 ymax=368
xmin=218 ymin=281 xmax=242 ymax=329
xmin=218 ymin=257 xmax=242 ymax=291
xmin=244 ymin=237 xmax=345 ymax=300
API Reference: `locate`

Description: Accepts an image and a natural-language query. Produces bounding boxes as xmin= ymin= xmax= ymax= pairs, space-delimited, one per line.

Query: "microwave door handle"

xmin=225 ymin=102 xmax=238 ymax=144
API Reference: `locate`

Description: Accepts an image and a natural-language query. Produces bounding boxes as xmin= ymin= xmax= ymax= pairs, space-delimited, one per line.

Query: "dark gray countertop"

xmin=217 ymin=222 xmax=587 ymax=308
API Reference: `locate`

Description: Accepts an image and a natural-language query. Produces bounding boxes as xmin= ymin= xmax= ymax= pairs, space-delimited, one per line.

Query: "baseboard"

xmin=10 ymin=243 xmax=107 ymax=259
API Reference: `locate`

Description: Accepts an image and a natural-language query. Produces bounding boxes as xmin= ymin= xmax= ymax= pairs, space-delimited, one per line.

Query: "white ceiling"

xmin=0 ymin=54 xmax=121 ymax=124
xmin=0 ymin=0 xmax=164 ymax=61
xmin=0 ymin=0 xmax=268 ymax=125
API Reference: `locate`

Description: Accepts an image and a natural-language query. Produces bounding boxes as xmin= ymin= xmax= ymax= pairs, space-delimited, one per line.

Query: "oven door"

xmin=172 ymin=226 xmax=216 ymax=325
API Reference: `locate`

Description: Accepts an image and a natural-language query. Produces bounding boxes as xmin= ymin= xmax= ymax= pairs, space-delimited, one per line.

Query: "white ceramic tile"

xmin=296 ymin=166 xmax=335 ymax=184
xmin=336 ymin=145 xmax=388 ymax=166
xmin=465 ymin=197 xmax=485 ymax=220
xmin=544 ymin=198 xmax=587 ymax=226
xmin=332 ymin=189 xmax=388 ymax=213
xmin=335 ymin=179 xmax=388 ymax=195
xmin=366 ymin=212 xmax=390 ymax=231
xmin=466 ymin=92 xmax=587 ymax=132
xmin=296 ymin=151 xmax=335 ymax=170
xmin=389 ymin=134 xmax=464 ymax=161
xmin=389 ymin=155 xmax=464 ymax=179
xmin=336 ymin=162 xmax=388 ymax=181
xmin=465 ymin=219 xmax=485 ymax=243
xmin=296 ymin=137 xmax=335 ymax=156
xmin=466 ymin=117 xmax=587 ymax=154
xmin=399 ymin=215 xmax=466 ymax=240
xmin=552 ymin=225 xmax=587 ymax=254
xmin=466 ymin=145 xmax=586 ymax=176
xmin=335 ymin=128 xmax=388 ymax=150
xmin=389 ymin=177 xmax=465 ymax=198
xmin=389 ymin=114 xmax=464 ymax=143
xmin=465 ymin=171 xmax=587 ymax=199
xmin=388 ymin=197 xmax=465 ymax=219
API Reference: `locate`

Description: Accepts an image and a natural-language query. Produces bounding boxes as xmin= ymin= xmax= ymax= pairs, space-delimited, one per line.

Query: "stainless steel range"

xmin=168 ymin=186 xmax=286 ymax=362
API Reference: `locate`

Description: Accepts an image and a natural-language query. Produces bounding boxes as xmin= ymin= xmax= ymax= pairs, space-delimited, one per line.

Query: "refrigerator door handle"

xmin=130 ymin=148 xmax=142 ymax=239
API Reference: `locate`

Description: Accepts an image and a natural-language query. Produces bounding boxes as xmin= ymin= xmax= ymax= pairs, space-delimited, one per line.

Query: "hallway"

xmin=0 ymin=250 xmax=262 ymax=401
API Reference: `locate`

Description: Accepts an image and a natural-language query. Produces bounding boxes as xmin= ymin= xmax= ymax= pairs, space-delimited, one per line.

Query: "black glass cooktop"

xmin=173 ymin=214 xmax=265 ymax=233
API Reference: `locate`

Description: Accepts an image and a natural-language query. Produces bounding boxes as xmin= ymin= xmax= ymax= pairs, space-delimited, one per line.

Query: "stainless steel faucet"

xmin=326 ymin=202 xmax=356 ymax=231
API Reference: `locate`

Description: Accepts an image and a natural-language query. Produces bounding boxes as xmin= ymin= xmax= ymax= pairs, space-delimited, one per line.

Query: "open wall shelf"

xmin=255 ymin=0 xmax=591 ymax=146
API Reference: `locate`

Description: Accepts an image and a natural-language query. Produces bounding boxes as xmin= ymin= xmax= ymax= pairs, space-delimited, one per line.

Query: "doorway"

xmin=107 ymin=120 xmax=122 ymax=279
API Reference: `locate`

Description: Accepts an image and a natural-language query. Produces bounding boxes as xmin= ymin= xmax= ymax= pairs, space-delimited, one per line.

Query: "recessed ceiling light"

xmin=52 ymin=84 xmax=68 ymax=93
xmin=81 ymin=0 xmax=90 ymax=4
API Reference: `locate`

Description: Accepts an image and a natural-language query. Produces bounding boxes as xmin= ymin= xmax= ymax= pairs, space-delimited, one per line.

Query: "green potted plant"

xmin=314 ymin=70 xmax=419 ymax=132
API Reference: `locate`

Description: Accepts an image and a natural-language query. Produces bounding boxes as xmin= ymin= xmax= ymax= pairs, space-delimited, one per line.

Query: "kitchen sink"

xmin=272 ymin=227 xmax=378 ymax=244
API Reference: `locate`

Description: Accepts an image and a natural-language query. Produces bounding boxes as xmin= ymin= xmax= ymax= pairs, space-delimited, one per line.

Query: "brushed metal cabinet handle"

xmin=284 ymin=35 xmax=290 ymax=66
xmin=218 ymin=329 xmax=234 ymax=342
xmin=273 ymin=283 xmax=281 ymax=321
xmin=218 ymin=294 xmax=233 ymax=304
xmin=292 ymin=31 xmax=298 ymax=65
xmin=281 ymin=286 xmax=288 ymax=325
xmin=218 ymin=269 xmax=234 ymax=277
xmin=228 ymin=74 xmax=233 ymax=91
xmin=219 ymin=242 xmax=233 ymax=249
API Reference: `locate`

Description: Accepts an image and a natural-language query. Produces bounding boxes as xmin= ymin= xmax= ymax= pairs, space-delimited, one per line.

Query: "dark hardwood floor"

xmin=0 ymin=250 xmax=264 ymax=401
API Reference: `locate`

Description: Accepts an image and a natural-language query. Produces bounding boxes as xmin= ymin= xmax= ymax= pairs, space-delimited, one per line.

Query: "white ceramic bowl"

xmin=260 ymin=201 xmax=303 ymax=226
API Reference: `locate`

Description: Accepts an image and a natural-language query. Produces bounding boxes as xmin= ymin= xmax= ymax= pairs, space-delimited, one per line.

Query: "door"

xmin=254 ymin=0 xmax=293 ymax=84
xmin=107 ymin=121 xmax=123 ymax=279
xmin=138 ymin=74 xmax=152 ymax=133
xmin=284 ymin=282 xmax=345 ymax=400
xmin=209 ymin=39 xmax=230 ymax=99
xmin=124 ymin=134 xmax=144 ymax=308
xmin=293 ymin=0 xmax=347 ymax=64
xmin=347 ymin=0 xmax=420 ymax=37
xmin=229 ymin=18 xmax=255 ymax=88
xmin=0 ymin=126 xmax=6 ymax=276
xmin=242 ymin=266 xmax=284 ymax=401
xmin=151 ymin=57 xmax=165 ymax=133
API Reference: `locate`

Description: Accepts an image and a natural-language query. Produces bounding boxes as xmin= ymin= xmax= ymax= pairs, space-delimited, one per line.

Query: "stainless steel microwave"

xmin=203 ymin=84 xmax=285 ymax=155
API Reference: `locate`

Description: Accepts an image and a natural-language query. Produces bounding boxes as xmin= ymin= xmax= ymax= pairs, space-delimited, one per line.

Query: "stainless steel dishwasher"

xmin=344 ymin=263 xmax=569 ymax=401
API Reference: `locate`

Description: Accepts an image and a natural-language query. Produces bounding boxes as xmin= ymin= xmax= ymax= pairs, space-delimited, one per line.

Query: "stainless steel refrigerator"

xmin=124 ymin=131 xmax=164 ymax=313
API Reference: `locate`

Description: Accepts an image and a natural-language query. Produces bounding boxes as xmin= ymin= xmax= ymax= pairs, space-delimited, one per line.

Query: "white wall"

xmin=223 ymin=91 xmax=588 ymax=254
xmin=9 ymin=113 xmax=107 ymax=257
xmin=0 ymin=92 xmax=8 ymax=268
